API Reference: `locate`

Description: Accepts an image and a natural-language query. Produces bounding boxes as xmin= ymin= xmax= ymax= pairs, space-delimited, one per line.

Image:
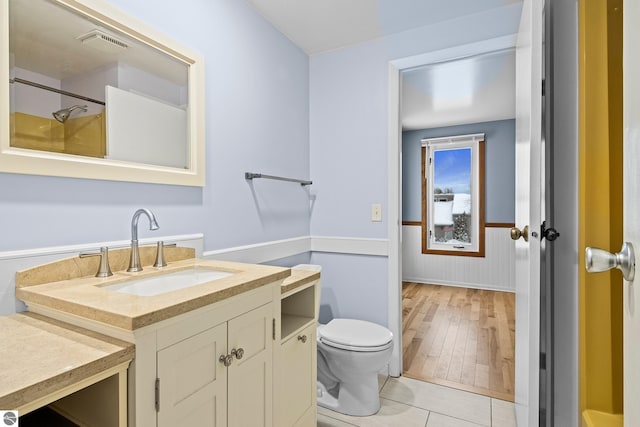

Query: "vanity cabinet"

xmin=16 ymin=256 xmax=319 ymax=427
xmin=157 ymin=303 xmax=273 ymax=427
xmin=126 ymin=281 xmax=279 ymax=427
xmin=277 ymin=278 xmax=319 ymax=427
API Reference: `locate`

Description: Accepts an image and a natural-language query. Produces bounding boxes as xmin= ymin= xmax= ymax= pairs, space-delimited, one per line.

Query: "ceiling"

xmin=246 ymin=0 xmax=520 ymax=131
xmin=402 ymin=49 xmax=516 ymax=130
xmin=245 ymin=0 xmax=522 ymax=55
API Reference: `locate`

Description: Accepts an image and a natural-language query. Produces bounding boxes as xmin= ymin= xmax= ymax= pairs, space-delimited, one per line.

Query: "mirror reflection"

xmin=9 ymin=0 xmax=190 ymax=169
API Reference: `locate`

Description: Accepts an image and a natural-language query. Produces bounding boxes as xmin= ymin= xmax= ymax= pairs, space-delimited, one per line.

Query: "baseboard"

xmin=582 ymin=410 xmax=623 ymax=427
xmin=402 ymin=277 xmax=515 ymax=293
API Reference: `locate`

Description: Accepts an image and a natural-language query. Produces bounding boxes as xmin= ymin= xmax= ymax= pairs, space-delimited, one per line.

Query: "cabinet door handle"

xmin=219 ymin=354 xmax=233 ymax=367
xmin=231 ymin=348 xmax=244 ymax=360
xmin=297 ymin=335 xmax=307 ymax=343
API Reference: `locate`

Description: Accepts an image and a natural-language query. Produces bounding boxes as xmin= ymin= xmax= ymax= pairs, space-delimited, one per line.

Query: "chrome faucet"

xmin=79 ymin=247 xmax=113 ymax=277
xmin=127 ymin=208 xmax=159 ymax=272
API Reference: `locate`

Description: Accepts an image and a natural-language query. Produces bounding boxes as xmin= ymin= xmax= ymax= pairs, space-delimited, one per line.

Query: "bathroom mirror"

xmin=0 ymin=0 xmax=205 ymax=186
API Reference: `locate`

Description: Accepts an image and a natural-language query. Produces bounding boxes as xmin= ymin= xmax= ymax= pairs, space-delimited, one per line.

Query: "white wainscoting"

xmin=402 ymin=225 xmax=516 ymax=292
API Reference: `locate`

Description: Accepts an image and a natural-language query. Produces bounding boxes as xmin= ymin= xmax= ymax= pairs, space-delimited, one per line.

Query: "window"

xmin=422 ymin=134 xmax=485 ymax=256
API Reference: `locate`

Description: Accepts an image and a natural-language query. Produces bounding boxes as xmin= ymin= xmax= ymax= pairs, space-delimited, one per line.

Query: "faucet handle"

xmin=154 ymin=241 xmax=177 ymax=268
xmin=80 ymin=247 xmax=113 ymax=277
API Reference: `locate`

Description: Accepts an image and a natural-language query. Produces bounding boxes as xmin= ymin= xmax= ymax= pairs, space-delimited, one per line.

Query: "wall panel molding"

xmin=0 ymin=234 xmax=204 ymax=261
xmin=310 ymin=236 xmax=388 ymax=256
xmin=202 ymin=236 xmax=312 ymax=264
xmin=202 ymin=235 xmax=390 ymax=263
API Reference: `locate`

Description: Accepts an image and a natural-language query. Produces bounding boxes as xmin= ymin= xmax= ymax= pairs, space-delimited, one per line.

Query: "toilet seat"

xmin=318 ymin=319 xmax=393 ymax=352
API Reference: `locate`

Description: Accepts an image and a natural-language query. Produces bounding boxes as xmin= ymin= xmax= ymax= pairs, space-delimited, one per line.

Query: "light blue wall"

xmin=1 ymin=1 xmax=524 ymax=332
xmin=402 ymin=119 xmax=516 ymax=224
xmin=0 ymin=0 xmax=310 ymax=252
xmin=309 ymin=4 xmax=522 ymax=327
xmin=311 ymin=252 xmax=388 ymax=326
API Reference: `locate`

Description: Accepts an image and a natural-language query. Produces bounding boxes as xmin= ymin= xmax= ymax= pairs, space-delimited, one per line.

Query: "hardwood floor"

xmin=402 ymin=282 xmax=515 ymax=401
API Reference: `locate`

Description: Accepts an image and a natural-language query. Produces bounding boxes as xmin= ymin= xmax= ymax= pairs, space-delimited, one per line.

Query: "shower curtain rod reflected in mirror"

xmin=9 ymin=77 xmax=106 ymax=105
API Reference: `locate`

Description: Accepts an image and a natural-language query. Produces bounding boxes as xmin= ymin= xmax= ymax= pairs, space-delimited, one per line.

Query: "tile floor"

xmin=317 ymin=376 xmax=517 ymax=427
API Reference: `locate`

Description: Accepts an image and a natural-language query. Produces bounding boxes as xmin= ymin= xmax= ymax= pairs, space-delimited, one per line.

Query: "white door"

xmin=623 ymin=1 xmax=640 ymax=424
xmin=514 ymin=0 xmax=543 ymax=425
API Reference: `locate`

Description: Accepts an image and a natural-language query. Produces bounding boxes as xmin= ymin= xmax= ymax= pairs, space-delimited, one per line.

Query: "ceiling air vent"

xmin=77 ymin=30 xmax=128 ymax=53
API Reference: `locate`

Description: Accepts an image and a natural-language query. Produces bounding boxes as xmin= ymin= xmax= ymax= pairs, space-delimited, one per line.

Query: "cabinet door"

xmin=227 ymin=303 xmax=273 ymax=427
xmin=280 ymin=323 xmax=316 ymax=427
xmin=157 ymin=323 xmax=227 ymax=427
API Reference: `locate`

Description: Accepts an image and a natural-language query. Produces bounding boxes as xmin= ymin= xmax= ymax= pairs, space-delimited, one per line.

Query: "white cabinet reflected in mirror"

xmin=1 ymin=0 xmax=205 ymax=186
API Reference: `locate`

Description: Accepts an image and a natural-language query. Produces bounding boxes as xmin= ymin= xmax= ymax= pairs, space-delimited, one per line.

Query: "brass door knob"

xmin=297 ymin=335 xmax=307 ymax=343
xmin=510 ymin=225 xmax=529 ymax=242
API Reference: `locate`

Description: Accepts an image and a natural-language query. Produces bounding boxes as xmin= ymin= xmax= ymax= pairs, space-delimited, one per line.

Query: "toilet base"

xmin=316 ymin=374 xmax=381 ymax=417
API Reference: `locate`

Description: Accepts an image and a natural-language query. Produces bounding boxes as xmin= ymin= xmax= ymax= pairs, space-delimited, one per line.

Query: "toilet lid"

xmin=319 ymin=319 xmax=393 ymax=351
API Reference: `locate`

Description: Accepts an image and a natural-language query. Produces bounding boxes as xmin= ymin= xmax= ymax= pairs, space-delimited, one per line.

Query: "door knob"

xmin=585 ymin=242 xmax=636 ymax=281
xmin=510 ymin=225 xmax=529 ymax=242
xmin=231 ymin=348 xmax=244 ymax=360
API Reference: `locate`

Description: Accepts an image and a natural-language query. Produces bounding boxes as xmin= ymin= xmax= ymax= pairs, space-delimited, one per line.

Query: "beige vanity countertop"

xmin=0 ymin=312 xmax=134 ymax=411
xmin=281 ymin=268 xmax=320 ymax=295
xmin=16 ymin=258 xmax=290 ymax=331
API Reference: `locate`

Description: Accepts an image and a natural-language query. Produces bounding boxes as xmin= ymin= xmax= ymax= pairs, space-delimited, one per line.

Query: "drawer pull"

xmin=297 ymin=335 xmax=307 ymax=343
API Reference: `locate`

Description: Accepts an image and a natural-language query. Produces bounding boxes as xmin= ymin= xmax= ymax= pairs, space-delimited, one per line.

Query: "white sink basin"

xmin=104 ymin=268 xmax=234 ymax=296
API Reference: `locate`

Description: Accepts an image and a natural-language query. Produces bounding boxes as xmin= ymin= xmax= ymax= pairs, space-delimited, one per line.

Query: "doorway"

xmin=396 ymin=47 xmax=517 ymax=402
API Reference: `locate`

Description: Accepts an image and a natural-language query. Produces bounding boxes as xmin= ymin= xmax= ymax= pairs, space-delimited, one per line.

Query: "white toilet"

xmin=316 ymin=318 xmax=393 ymax=416
xmin=291 ymin=264 xmax=394 ymax=416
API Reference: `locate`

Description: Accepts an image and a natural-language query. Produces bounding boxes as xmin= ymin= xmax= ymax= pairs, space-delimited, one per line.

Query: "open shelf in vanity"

xmin=281 ymin=283 xmax=316 ymax=340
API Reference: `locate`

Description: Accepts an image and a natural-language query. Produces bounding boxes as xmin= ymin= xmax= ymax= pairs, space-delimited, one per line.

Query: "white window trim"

xmin=422 ymin=133 xmax=484 ymax=253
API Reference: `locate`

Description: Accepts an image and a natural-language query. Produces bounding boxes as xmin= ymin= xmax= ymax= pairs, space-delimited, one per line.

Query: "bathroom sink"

xmin=103 ymin=268 xmax=234 ymax=296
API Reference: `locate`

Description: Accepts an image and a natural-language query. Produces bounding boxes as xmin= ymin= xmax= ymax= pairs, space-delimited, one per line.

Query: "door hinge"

xmin=542 ymin=79 xmax=546 ymax=96
xmin=540 ymin=352 xmax=546 ymax=370
xmin=272 ymin=318 xmax=276 ymax=341
xmin=155 ymin=378 xmax=160 ymax=412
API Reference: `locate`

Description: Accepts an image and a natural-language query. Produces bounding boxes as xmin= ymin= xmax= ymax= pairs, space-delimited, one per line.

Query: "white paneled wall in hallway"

xmin=402 ymin=225 xmax=515 ymax=291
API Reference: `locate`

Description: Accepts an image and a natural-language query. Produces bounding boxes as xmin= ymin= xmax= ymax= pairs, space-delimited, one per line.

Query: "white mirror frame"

xmin=0 ymin=0 xmax=205 ymax=186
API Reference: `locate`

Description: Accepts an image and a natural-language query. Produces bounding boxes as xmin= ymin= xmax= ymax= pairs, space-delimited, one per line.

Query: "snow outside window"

xmin=422 ymin=134 xmax=485 ymax=256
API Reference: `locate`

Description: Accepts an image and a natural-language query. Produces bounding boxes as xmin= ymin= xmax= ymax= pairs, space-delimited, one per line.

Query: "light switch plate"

xmin=371 ymin=204 xmax=382 ymax=222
